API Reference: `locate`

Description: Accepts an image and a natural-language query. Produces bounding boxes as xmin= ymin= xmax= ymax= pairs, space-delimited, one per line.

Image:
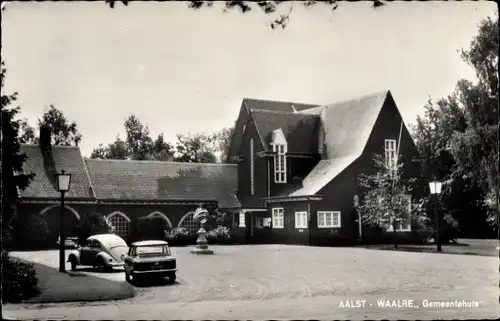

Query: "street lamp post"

xmin=354 ymin=194 xmax=362 ymax=242
xmin=429 ymin=181 xmax=442 ymax=252
xmin=57 ymin=170 xmax=72 ymax=272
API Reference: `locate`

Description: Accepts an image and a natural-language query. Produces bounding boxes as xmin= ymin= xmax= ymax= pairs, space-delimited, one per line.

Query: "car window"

xmin=85 ymin=240 xmax=92 ymax=247
xmin=91 ymin=240 xmax=101 ymax=248
xmin=136 ymin=245 xmax=170 ymax=256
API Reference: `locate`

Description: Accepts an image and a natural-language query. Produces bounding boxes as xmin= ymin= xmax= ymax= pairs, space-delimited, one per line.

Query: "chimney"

xmin=39 ymin=124 xmax=52 ymax=152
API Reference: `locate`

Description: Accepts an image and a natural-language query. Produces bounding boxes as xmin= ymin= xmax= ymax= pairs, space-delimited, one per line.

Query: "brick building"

xmin=18 ymin=90 xmax=421 ymax=245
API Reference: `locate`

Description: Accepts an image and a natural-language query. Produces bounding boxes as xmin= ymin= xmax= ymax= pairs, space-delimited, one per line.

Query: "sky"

xmin=2 ymin=1 xmax=497 ymax=157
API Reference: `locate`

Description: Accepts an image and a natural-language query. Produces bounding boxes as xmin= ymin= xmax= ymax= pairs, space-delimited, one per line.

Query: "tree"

xmin=174 ymin=132 xmax=217 ymax=163
xmin=124 ymin=114 xmax=155 ymax=160
xmin=210 ymin=125 xmax=234 ymax=163
xmin=152 ymin=133 xmax=175 ymax=161
xmin=106 ymin=0 xmax=384 ymax=29
xmin=1 ymin=61 xmax=35 ymax=250
xmin=19 ymin=105 xmax=82 ymax=146
xmin=411 ymin=17 xmax=499 ymax=230
xmin=448 ymin=17 xmax=499 ymax=228
xmin=355 ymin=154 xmax=421 ymax=249
xmin=90 ymin=114 xmax=174 ymax=161
xmin=18 ymin=119 xmax=38 ymax=144
xmin=90 ymin=136 xmax=129 ymax=160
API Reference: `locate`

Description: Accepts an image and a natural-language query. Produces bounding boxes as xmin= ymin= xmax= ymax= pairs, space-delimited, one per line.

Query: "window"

xmin=383 ymin=195 xmax=412 ymax=232
xmin=385 ymin=139 xmax=397 ymax=177
xmin=250 ymin=138 xmax=255 ymax=195
xmin=254 ymin=217 xmax=263 ymax=228
xmin=272 ymin=208 xmax=284 ymax=228
xmin=179 ymin=212 xmax=199 ymax=233
xmin=108 ymin=213 xmax=131 ymax=238
xmin=295 ymin=211 xmax=308 ymax=228
xmin=273 ymin=144 xmax=287 ymax=183
xmin=317 ymin=211 xmax=341 ymax=228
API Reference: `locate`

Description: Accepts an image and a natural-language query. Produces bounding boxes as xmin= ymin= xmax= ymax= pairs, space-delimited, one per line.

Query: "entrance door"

xmin=245 ymin=213 xmax=252 ymax=243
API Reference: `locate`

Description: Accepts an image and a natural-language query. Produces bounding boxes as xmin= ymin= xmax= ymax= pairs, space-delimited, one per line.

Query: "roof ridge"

xmin=322 ymin=90 xmax=389 ymax=109
xmin=243 ymin=97 xmax=319 ymax=107
xmin=85 ymin=158 xmax=237 ymax=167
xmin=251 ymin=108 xmax=319 ymax=117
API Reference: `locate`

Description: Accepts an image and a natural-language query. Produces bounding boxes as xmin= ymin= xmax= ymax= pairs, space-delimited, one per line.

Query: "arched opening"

xmin=40 ymin=205 xmax=81 ymax=246
xmin=106 ymin=212 xmax=131 ymax=239
xmin=147 ymin=211 xmax=173 ymax=228
xmin=177 ymin=211 xmax=199 ymax=233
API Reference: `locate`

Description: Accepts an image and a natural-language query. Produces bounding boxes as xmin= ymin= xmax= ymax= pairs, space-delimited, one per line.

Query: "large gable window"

xmin=273 ymin=144 xmax=287 ymax=183
xmin=271 ymin=128 xmax=287 ymax=184
xmin=272 ymin=208 xmax=284 ymax=228
xmin=385 ymin=139 xmax=397 ymax=177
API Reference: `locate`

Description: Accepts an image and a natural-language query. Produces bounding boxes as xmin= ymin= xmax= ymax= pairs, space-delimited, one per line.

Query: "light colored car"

xmin=67 ymin=234 xmax=129 ymax=272
xmin=124 ymin=240 xmax=177 ymax=284
xmin=56 ymin=237 xmax=79 ymax=249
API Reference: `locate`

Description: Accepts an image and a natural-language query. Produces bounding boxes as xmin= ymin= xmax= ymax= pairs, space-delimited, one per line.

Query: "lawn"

xmin=357 ymin=238 xmax=499 ymax=257
xmin=18 ymin=260 xmax=135 ymax=304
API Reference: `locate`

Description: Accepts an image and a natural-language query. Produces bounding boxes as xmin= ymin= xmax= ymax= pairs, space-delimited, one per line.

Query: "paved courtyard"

xmin=5 ymin=245 xmax=500 ymax=319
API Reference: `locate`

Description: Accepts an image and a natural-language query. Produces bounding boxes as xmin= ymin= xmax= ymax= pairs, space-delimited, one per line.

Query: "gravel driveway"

xmin=6 ymin=244 xmax=499 ymax=319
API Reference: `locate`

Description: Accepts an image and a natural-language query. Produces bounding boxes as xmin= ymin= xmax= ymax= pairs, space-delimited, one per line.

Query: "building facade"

xmin=18 ymin=90 xmax=421 ymax=245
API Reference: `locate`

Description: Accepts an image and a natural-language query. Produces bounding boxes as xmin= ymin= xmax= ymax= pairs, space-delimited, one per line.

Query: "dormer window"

xmin=271 ymin=128 xmax=287 ymax=184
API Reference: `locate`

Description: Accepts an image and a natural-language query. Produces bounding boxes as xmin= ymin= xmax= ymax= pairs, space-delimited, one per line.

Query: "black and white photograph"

xmin=1 ymin=0 xmax=499 ymax=319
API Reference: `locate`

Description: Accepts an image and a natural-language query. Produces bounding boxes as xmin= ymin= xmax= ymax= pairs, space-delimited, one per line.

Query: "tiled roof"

xmin=289 ymin=156 xmax=359 ymax=197
xmin=250 ymin=109 xmax=321 ymax=154
xmin=19 ymin=144 xmax=95 ymax=200
xmin=291 ymin=90 xmax=391 ymax=196
xmin=299 ymin=90 xmax=389 ymax=159
xmin=243 ymin=98 xmax=318 ymax=113
xmin=85 ymin=159 xmax=241 ymax=208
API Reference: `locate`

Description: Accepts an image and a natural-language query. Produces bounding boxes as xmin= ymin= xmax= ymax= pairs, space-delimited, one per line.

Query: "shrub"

xmin=206 ymin=226 xmax=232 ymax=244
xmin=327 ymin=229 xmax=353 ymax=246
xmin=128 ymin=216 xmax=169 ymax=244
xmin=2 ymin=251 xmax=40 ymax=303
xmin=11 ymin=213 xmax=50 ymax=250
xmin=165 ymin=227 xmax=197 ymax=246
xmin=77 ymin=212 xmax=114 ymax=245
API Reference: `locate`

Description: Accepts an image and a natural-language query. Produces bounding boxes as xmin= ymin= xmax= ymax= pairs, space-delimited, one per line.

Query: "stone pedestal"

xmin=190 ymin=228 xmax=214 ymax=255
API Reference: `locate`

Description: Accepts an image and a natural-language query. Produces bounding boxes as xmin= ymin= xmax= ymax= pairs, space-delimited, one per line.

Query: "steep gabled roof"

xmin=290 ymin=90 xmax=391 ymax=197
xmin=226 ymin=98 xmax=320 ymax=162
xmin=84 ymin=159 xmax=240 ymax=208
xmin=19 ymin=144 xmax=95 ymax=200
xmin=243 ymin=98 xmax=318 ymax=113
xmin=250 ymin=109 xmax=321 ymax=154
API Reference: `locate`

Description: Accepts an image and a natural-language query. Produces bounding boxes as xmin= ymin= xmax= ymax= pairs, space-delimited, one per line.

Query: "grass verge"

xmin=357 ymin=243 xmax=498 ymax=257
xmin=20 ymin=261 xmax=135 ymax=304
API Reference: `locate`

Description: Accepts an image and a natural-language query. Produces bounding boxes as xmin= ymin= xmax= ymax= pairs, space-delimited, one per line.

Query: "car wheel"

xmin=167 ymin=273 xmax=176 ymax=284
xmin=96 ymin=258 xmax=107 ymax=272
